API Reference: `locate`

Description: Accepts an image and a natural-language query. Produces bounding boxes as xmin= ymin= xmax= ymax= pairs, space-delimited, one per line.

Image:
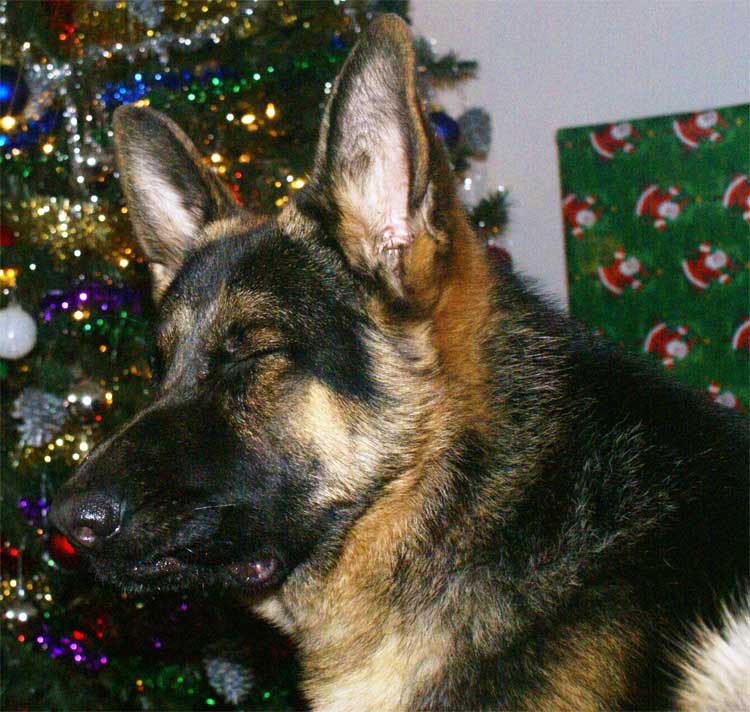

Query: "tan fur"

xmin=531 ymin=621 xmax=642 ymax=712
xmin=431 ymin=222 xmax=497 ymax=425
xmin=296 ymin=382 xmax=380 ymax=506
xmin=200 ymin=212 xmax=262 ymax=247
xmin=252 ymin=282 xmax=497 ymax=710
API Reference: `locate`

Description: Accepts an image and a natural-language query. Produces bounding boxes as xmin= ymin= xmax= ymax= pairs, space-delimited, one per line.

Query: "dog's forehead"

xmin=156 ymin=220 xmax=351 ymax=343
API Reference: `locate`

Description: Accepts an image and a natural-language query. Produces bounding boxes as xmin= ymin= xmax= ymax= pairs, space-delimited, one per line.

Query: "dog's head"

xmin=50 ymin=15 xmax=494 ymax=595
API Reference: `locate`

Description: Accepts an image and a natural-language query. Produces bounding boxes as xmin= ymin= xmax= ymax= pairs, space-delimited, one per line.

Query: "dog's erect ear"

xmin=113 ymin=105 xmax=237 ymax=300
xmin=308 ymin=14 xmax=458 ymax=305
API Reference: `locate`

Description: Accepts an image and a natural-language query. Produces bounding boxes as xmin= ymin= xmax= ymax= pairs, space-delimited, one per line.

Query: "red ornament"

xmin=0 ymin=224 xmax=14 ymax=248
xmin=44 ymin=0 xmax=78 ymax=40
xmin=48 ymin=530 xmax=81 ymax=569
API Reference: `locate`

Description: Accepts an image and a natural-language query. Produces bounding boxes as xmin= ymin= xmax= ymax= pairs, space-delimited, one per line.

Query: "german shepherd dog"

xmin=51 ymin=15 xmax=749 ymax=711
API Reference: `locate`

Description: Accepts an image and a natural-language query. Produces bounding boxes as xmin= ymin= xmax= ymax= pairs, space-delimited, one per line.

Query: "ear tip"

xmin=365 ymin=13 xmax=413 ymax=49
xmin=112 ymin=104 xmax=168 ymax=138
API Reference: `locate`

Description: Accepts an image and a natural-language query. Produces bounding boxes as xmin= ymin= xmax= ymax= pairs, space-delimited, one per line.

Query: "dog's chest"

xmin=256 ymin=594 xmax=449 ymax=711
xmin=306 ymin=630 xmax=447 ymax=712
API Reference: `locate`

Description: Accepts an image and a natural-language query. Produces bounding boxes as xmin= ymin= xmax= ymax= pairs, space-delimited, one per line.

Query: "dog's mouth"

xmin=89 ymin=544 xmax=283 ymax=595
xmin=128 ymin=554 xmax=278 ymax=585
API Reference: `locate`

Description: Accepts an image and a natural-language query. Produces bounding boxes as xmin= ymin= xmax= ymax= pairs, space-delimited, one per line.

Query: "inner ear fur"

xmin=113 ymin=105 xmax=238 ymax=300
xmin=305 ymin=14 xmax=464 ymax=310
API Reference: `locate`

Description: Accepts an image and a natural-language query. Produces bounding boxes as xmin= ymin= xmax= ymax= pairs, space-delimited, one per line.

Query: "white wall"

xmin=411 ymin=0 xmax=750 ymax=307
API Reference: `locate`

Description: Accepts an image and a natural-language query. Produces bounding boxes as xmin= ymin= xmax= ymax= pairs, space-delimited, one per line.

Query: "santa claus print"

xmin=681 ymin=242 xmax=735 ymax=291
xmin=597 ymin=248 xmax=645 ymax=296
xmin=722 ymin=174 xmax=750 ymax=223
xmin=731 ymin=318 xmax=750 ymax=351
xmin=673 ymin=110 xmax=728 ymax=149
xmin=562 ymin=193 xmax=600 ymax=238
xmin=707 ymin=382 xmax=745 ymax=412
xmin=589 ymin=122 xmax=639 ymax=160
xmin=643 ymin=323 xmax=692 ymax=368
xmin=635 ymin=184 xmax=687 ymax=231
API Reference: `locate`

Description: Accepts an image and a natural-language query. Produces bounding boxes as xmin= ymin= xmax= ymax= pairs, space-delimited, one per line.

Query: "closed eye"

xmin=215 ymin=324 xmax=288 ymax=374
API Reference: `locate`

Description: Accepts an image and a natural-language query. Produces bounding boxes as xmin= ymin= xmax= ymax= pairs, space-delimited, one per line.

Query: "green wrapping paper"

xmin=557 ymin=104 xmax=750 ymax=412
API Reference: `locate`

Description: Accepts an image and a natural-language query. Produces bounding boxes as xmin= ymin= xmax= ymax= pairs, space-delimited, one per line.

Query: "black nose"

xmin=49 ymin=492 xmax=122 ymax=550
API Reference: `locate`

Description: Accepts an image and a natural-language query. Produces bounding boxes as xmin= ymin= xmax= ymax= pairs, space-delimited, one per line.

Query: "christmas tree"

xmin=0 ymin=2 xmax=506 ymax=709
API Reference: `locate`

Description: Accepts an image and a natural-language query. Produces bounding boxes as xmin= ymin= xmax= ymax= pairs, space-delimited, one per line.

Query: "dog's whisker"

xmin=190 ymin=503 xmax=242 ymax=512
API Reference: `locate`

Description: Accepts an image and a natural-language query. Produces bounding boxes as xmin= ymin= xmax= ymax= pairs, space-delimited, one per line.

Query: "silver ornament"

xmin=204 ymin=655 xmax=255 ymax=706
xmin=12 ymin=389 xmax=68 ymax=448
xmin=0 ymin=303 xmax=37 ymax=360
xmin=458 ymin=108 xmax=492 ymax=156
xmin=126 ymin=0 xmax=164 ymax=30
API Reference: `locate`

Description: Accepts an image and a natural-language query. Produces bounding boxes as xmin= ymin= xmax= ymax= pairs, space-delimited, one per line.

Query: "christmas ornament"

xmin=589 ymin=122 xmax=638 ymax=160
xmin=44 ymin=0 xmax=78 ymax=39
xmin=673 ymin=110 xmax=727 ymax=149
xmin=635 ymin=184 xmax=687 ymax=231
xmin=681 ymin=242 xmax=735 ymax=291
xmin=204 ymin=654 xmax=255 ymax=706
xmin=722 ymin=174 xmax=750 ymax=223
xmin=126 ymin=0 xmax=164 ymax=30
xmin=65 ymin=380 xmax=107 ymax=420
xmin=562 ymin=193 xmax=600 ymax=238
xmin=47 ymin=530 xmax=80 ymax=570
xmin=0 ymin=223 xmax=14 ymax=247
xmin=429 ymin=111 xmax=460 ymax=148
xmin=458 ymin=108 xmax=492 ymax=156
xmin=12 ymin=389 xmax=68 ymax=448
xmin=597 ymin=248 xmax=645 ymax=296
xmin=330 ymin=33 xmax=346 ymax=52
xmin=643 ymin=323 xmax=692 ymax=369
xmin=0 ymin=303 xmax=37 ymax=360
xmin=0 ymin=267 xmax=17 ymax=288
xmin=0 ymin=64 xmax=30 ymax=117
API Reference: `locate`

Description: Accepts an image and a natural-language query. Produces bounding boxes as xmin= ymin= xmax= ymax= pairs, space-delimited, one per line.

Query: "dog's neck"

xmin=255 ymin=469 xmax=463 ymax=711
xmin=254 ymin=231 xmax=501 ymax=710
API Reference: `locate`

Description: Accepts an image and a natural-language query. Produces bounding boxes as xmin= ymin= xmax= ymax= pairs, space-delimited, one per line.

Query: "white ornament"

xmin=0 ymin=303 xmax=37 ymax=359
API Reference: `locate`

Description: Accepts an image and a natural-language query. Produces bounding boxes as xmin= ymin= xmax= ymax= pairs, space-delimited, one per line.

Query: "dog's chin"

xmin=91 ymin=553 xmax=284 ymax=596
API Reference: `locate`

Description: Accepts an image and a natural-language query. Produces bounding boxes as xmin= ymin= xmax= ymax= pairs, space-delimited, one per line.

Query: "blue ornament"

xmin=330 ymin=34 xmax=346 ymax=52
xmin=430 ymin=111 xmax=460 ymax=148
xmin=0 ymin=64 xmax=30 ymax=117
